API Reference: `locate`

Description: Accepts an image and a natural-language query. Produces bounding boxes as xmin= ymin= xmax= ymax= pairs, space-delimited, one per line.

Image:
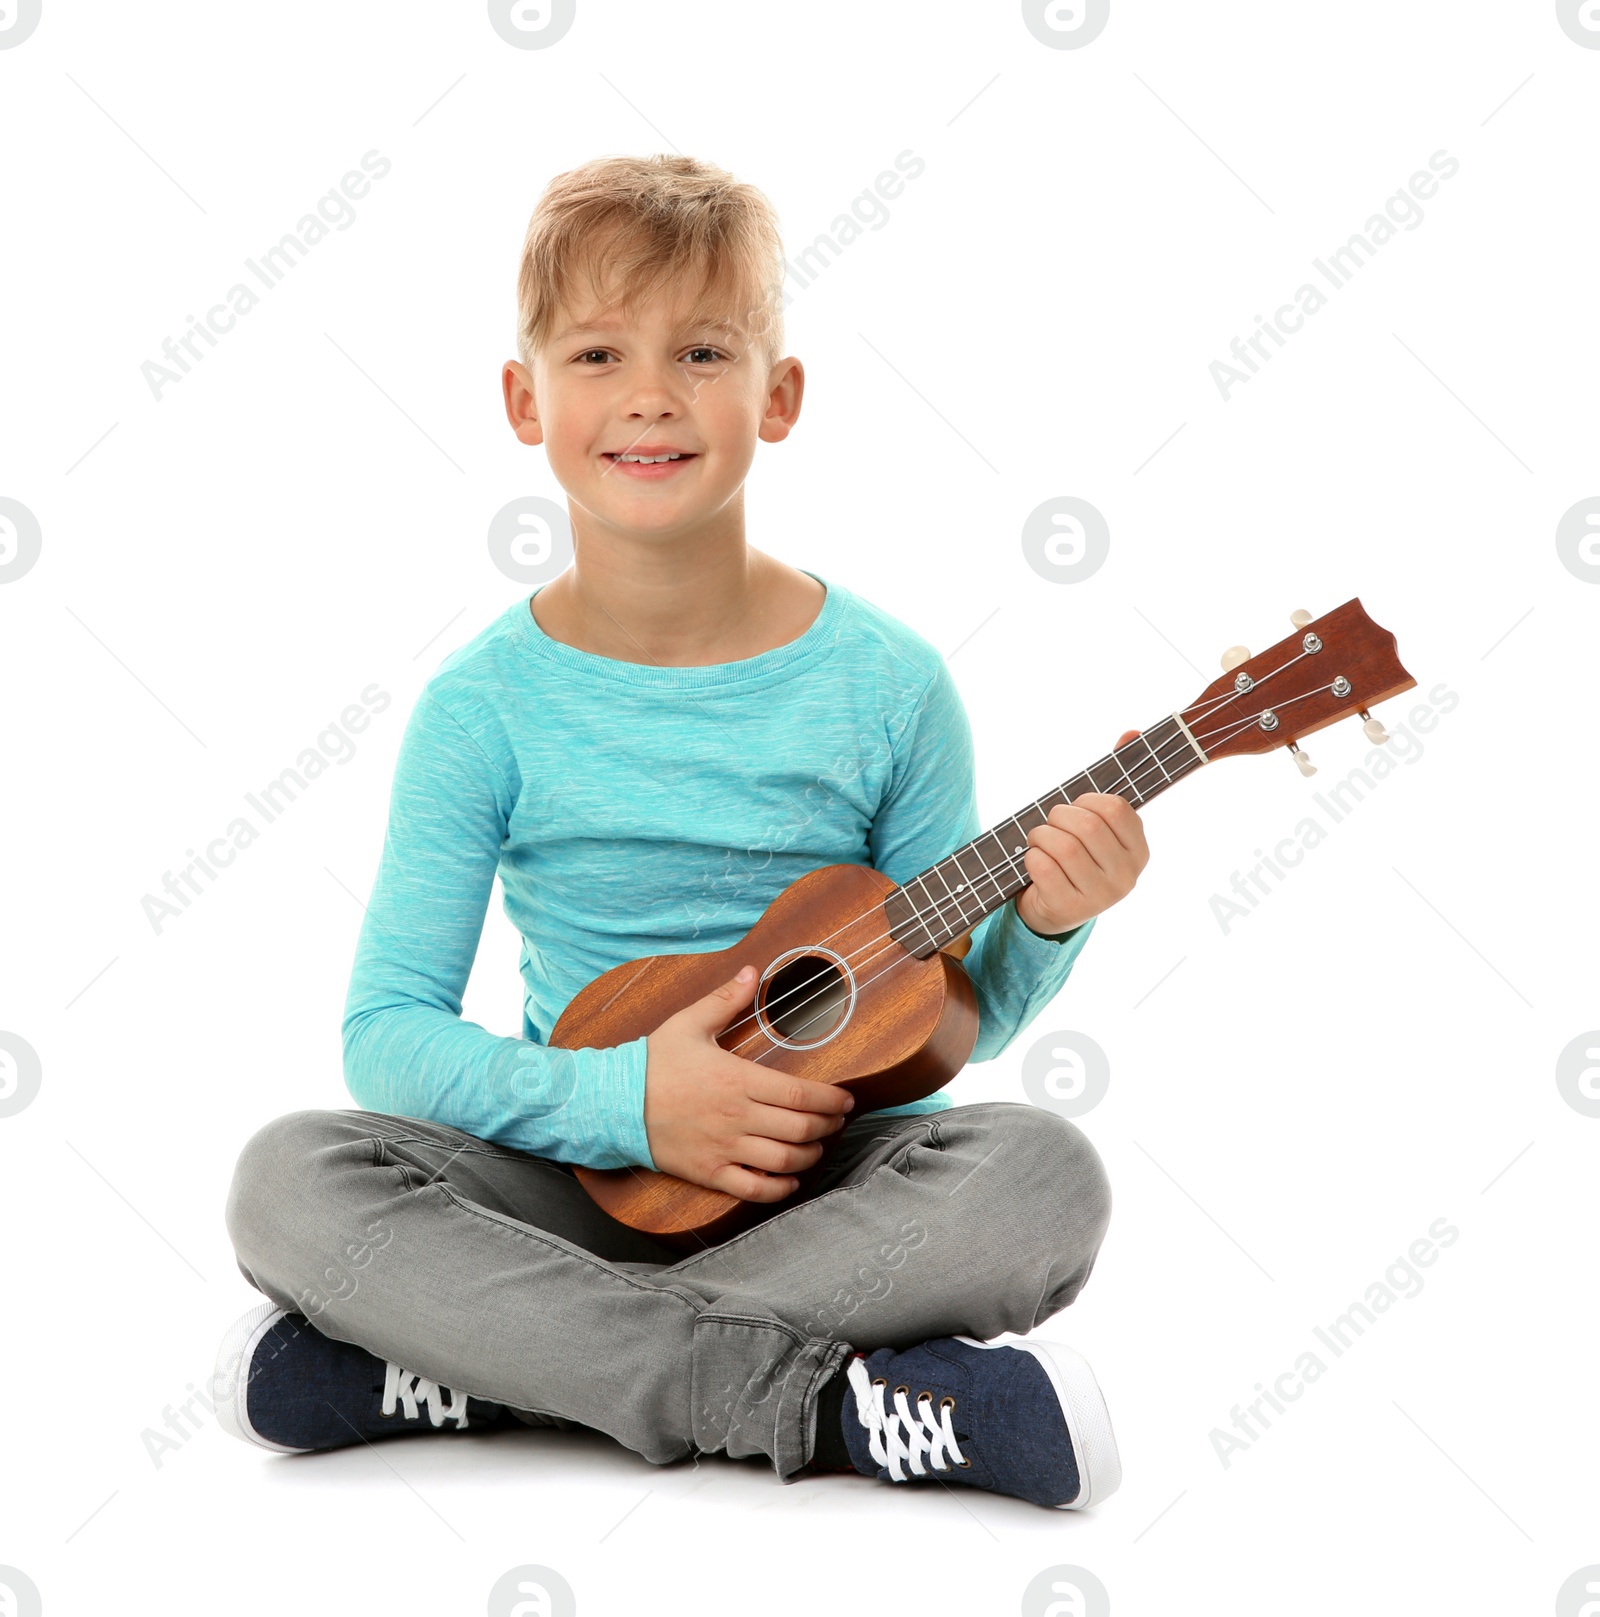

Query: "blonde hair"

xmin=516 ymin=153 xmax=785 ymax=371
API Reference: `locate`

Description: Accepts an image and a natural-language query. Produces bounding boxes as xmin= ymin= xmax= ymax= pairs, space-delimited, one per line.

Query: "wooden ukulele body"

xmin=550 ymin=862 xmax=979 ymax=1250
xmin=547 ymin=595 xmax=1417 ymax=1253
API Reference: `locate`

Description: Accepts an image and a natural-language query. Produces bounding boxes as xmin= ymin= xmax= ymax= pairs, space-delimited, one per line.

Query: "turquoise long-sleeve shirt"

xmin=340 ymin=570 xmax=1095 ymax=1169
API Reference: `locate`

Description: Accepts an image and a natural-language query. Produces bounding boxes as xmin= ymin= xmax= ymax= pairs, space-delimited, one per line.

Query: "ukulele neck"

xmin=884 ymin=714 xmax=1207 ymax=960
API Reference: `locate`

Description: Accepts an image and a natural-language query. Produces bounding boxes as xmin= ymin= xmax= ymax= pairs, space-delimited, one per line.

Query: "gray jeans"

xmin=224 ymin=1100 xmax=1111 ymax=1480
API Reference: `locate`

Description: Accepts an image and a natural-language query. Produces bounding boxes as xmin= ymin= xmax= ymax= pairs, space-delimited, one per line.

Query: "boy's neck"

xmin=532 ymin=540 xmax=826 ymax=668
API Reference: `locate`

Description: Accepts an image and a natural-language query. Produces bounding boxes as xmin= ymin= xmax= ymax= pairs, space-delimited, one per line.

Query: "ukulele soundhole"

xmin=756 ymin=947 xmax=856 ymax=1049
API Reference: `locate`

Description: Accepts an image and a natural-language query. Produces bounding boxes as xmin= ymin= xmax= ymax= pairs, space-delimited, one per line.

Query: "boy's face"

xmin=503 ymin=272 xmax=802 ymax=543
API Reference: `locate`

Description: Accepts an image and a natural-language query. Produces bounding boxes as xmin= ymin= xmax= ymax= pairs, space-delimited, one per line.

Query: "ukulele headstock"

xmin=1182 ymin=599 xmax=1416 ymax=763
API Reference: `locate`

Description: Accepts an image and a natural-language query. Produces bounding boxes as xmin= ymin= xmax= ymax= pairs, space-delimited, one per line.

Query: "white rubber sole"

xmin=956 ymin=1332 xmax=1122 ymax=1508
xmin=212 ymin=1301 xmax=313 ymax=1454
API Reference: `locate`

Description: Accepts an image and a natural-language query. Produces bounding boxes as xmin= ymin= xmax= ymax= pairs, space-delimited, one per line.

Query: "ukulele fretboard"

xmin=884 ymin=715 xmax=1204 ymax=959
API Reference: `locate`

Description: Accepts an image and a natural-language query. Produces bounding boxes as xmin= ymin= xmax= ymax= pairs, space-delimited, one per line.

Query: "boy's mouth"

xmin=601 ymin=448 xmax=698 ymax=480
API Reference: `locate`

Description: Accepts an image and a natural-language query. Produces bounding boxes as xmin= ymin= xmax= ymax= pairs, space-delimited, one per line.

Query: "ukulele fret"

xmin=884 ymin=715 xmax=1199 ymax=959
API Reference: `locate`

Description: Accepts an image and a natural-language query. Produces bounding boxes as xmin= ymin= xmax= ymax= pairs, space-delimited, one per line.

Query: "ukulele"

xmin=552 ymin=598 xmax=1415 ymax=1249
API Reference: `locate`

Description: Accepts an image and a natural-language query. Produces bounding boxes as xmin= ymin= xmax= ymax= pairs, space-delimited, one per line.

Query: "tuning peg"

xmin=1220 ymin=645 xmax=1251 ymax=672
xmin=1290 ymin=609 xmax=1313 ymax=628
xmin=1287 ymin=742 xmax=1317 ymax=777
xmin=1359 ymin=707 xmax=1389 ymax=744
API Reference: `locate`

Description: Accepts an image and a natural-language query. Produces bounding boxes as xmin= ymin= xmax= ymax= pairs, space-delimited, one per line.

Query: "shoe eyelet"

xmin=940 ymin=1396 xmax=957 ymax=1411
xmin=917 ymin=1390 xmax=932 ymax=1405
xmin=872 ymin=1377 xmax=888 ymax=1388
xmin=957 ymin=1458 xmax=972 ymax=1468
xmin=893 ymin=1384 xmax=910 ymax=1397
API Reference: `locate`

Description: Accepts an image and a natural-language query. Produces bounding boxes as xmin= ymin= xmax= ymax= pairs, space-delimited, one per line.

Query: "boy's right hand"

xmin=643 ymin=964 xmax=855 ymax=1203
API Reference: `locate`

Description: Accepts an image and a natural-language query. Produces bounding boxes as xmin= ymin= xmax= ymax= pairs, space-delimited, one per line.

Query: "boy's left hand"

xmin=1012 ymin=729 xmax=1151 ymax=939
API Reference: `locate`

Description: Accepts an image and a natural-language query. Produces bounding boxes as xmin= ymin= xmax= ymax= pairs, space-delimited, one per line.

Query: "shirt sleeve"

xmin=866 ymin=656 xmax=1095 ymax=1112
xmin=340 ymin=689 xmax=656 ymax=1169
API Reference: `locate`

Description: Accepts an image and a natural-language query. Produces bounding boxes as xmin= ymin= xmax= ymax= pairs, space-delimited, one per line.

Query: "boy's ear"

xmin=502 ymin=360 xmax=544 ymax=447
xmin=757 ymin=356 xmax=805 ymax=445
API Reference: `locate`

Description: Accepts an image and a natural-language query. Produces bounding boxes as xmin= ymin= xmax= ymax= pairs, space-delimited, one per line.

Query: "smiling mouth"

xmin=600 ymin=450 xmax=699 ymax=480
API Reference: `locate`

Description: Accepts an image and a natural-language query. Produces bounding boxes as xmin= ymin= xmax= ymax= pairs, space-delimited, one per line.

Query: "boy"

xmin=216 ymin=154 xmax=1148 ymax=1510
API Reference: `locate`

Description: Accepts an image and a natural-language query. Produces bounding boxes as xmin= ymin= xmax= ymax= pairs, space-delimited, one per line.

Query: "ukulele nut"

xmin=1303 ymin=632 xmax=1322 ymax=653
xmin=1331 ymin=675 xmax=1352 ymax=697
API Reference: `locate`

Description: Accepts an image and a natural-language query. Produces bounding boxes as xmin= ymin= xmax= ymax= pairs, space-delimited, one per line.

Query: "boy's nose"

xmin=624 ymin=381 xmax=681 ymax=416
xmin=619 ymin=358 xmax=690 ymax=416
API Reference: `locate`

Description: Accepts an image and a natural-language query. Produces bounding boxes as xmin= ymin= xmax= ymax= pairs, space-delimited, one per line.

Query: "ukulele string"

xmin=1180 ymin=679 xmax=1344 ymax=754
xmin=744 ymin=719 xmax=1198 ymax=984
xmin=1178 ymin=645 xmax=1316 ymax=730
xmin=717 ymin=721 xmax=1205 ymax=1059
xmin=720 ymin=709 xmax=1240 ymax=1059
xmin=719 ymin=677 xmax=1344 ymax=1062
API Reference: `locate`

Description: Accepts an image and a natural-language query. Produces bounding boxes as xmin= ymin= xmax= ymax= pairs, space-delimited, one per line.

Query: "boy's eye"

xmin=682 ymin=346 xmax=725 ymax=364
xmin=576 ymin=349 xmax=613 ymax=365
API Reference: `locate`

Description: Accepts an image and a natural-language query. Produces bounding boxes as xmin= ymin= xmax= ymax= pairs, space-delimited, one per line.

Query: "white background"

xmin=2 ymin=2 xmax=1596 ymax=1613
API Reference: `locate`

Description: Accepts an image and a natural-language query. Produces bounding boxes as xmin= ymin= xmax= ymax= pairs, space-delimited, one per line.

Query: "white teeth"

xmin=615 ymin=453 xmax=683 ymax=463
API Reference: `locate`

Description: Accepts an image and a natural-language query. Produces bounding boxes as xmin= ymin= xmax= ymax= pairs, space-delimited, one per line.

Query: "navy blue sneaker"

xmin=840 ymin=1333 xmax=1121 ymax=1509
xmin=213 ymin=1302 xmax=512 ymax=1454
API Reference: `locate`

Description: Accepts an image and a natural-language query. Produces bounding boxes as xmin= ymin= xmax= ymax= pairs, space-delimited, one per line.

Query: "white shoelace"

xmin=846 ymin=1356 xmax=967 ymax=1481
xmin=382 ymin=1361 xmax=470 ymax=1428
